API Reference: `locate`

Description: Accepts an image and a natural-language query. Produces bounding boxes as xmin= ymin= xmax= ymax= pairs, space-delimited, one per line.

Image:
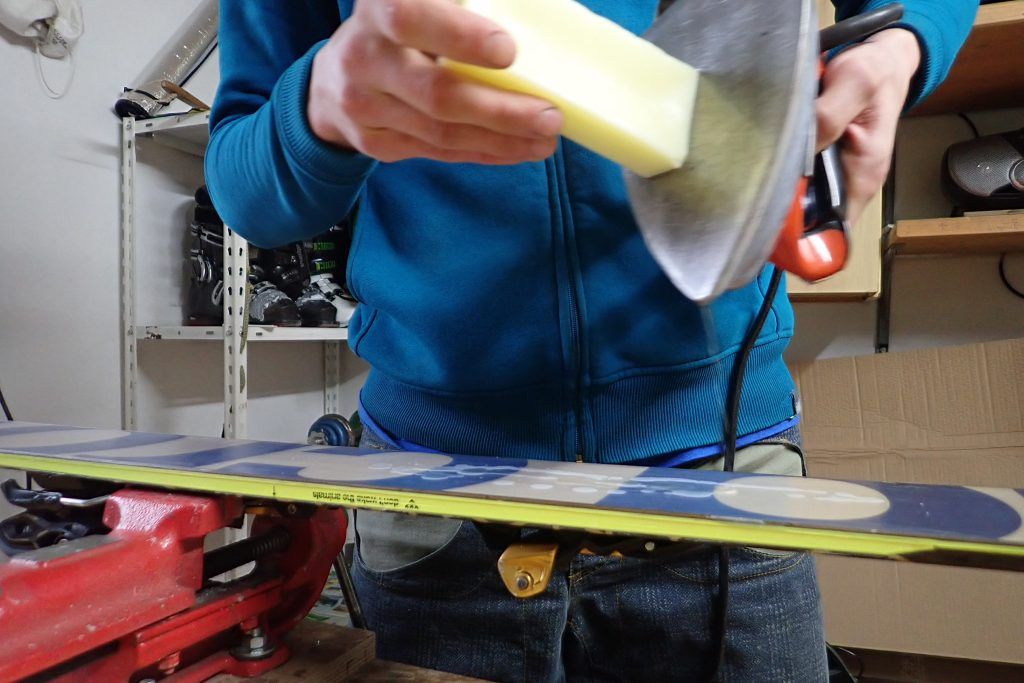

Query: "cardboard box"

xmin=790 ymin=338 xmax=1024 ymax=664
xmin=841 ymin=649 xmax=1024 ymax=683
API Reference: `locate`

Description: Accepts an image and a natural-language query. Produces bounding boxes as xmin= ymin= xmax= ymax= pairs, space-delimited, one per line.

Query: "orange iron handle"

xmin=772 ymin=4 xmax=905 ymax=283
xmin=770 ymin=144 xmax=850 ymax=283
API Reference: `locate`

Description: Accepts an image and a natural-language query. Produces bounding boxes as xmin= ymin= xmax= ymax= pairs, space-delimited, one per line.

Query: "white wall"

xmin=0 ymin=3 xmax=1020 ymax=448
xmin=0 ymin=1 xmax=367 ymax=455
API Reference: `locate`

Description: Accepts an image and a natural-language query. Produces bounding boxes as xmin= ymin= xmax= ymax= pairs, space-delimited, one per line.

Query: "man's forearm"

xmin=833 ymin=0 xmax=979 ymax=106
xmin=206 ymin=2 xmax=373 ymax=249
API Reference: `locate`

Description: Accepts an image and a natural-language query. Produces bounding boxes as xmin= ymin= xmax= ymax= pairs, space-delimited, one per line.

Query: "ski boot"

xmin=186 ymin=218 xmax=225 ymax=325
xmin=305 ymin=232 xmax=342 ymax=281
xmin=254 ymin=240 xmax=332 ymax=327
xmin=295 ymin=273 xmax=356 ymax=327
xmin=301 ymin=226 xmax=357 ymax=326
xmin=258 ymin=230 xmax=350 ymax=327
xmin=194 ymin=185 xmax=220 ymax=226
xmin=298 ymin=226 xmax=358 ymax=327
xmin=248 ymin=266 xmax=302 ymax=327
xmin=257 ymin=241 xmax=308 ymax=301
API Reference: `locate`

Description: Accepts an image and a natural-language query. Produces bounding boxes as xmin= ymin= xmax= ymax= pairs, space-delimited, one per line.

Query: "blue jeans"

xmin=351 ymin=429 xmax=827 ymax=682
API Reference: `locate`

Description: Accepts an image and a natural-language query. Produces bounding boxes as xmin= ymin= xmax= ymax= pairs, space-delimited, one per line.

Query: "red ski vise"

xmin=0 ymin=489 xmax=346 ymax=682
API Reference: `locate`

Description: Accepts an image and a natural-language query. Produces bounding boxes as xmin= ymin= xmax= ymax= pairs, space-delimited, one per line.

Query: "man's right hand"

xmin=308 ymin=0 xmax=564 ymax=165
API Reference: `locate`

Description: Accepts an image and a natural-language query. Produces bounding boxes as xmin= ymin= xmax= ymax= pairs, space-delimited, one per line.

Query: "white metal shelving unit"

xmin=120 ymin=111 xmax=348 ymax=438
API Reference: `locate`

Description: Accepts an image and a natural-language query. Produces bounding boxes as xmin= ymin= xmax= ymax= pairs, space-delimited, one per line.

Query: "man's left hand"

xmin=815 ymin=28 xmax=921 ymax=226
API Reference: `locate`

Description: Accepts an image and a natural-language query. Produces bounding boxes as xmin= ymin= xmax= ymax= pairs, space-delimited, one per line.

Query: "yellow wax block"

xmin=443 ymin=0 xmax=698 ymax=178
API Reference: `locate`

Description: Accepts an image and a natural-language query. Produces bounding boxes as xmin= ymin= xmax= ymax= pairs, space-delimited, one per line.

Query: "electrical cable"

xmin=832 ymin=645 xmax=865 ymax=680
xmin=956 ymin=112 xmax=980 ymax=139
xmin=999 ymin=253 xmax=1024 ymax=300
xmin=722 ymin=268 xmax=784 ymax=475
xmin=0 ymin=380 xmax=30 ymax=489
xmin=334 ymin=555 xmax=367 ymax=630
xmin=0 ymin=383 xmax=12 ymax=422
xmin=34 ymin=45 xmax=76 ymax=99
xmin=707 ymin=266 xmax=784 ymax=682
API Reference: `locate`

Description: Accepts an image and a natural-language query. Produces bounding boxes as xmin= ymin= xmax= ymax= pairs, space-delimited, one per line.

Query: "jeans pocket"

xmin=742 ymin=546 xmax=801 ymax=558
xmin=755 ymin=424 xmax=807 ymax=476
xmin=353 ymin=427 xmax=491 ymax=598
xmin=729 ymin=547 xmax=808 ymax=579
xmin=358 ymin=422 xmax=395 ymax=451
xmin=658 ymin=545 xmax=807 ymax=584
xmin=354 ymin=519 xmax=494 ymax=599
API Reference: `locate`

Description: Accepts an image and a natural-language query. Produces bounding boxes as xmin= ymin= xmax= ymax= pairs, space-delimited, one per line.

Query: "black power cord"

xmin=707 ymin=266 xmax=785 ymax=681
xmin=828 ymin=644 xmax=864 ymax=680
xmin=334 ymin=554 xmax=367 ymax=629
xmin=999 ymin=253 xmax=1024 ymax=300
xmin=0 ymin=380 xmax=29 ymax=489
xmin=956 ymin=112 xmax=980 ymax=139
xmin=0 ymin=382 xmax=12 ymax=422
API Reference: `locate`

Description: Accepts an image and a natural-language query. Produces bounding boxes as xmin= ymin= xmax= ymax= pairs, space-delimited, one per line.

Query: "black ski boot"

xmin=253 ymin=240 xmax=329 ymax=326
xmin=189 ymin=185 xmax=303 ymax=328
xmin=248 ymin=266 xmax=302 ymax=327
xmin=258 ymin=243 xmax=307 ymax=301
xmin=186 ymin=199 xmax=225 ymax=326
xmin=256 ymin=232 xmax=346 ymax=327
xmin=294 ymin=226 xmax=357 ymax=327
xmin=295 ymin=273 xmax=356 ymax=327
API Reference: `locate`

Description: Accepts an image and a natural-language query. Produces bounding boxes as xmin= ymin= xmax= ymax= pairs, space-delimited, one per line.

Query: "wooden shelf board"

xmin=910 ymin=2 xmax=1024 ymax=116
xmin=891 ymin=214 xmax=1024 ymax=255
xmin=789 ymin=291 xmax=877 ymax=303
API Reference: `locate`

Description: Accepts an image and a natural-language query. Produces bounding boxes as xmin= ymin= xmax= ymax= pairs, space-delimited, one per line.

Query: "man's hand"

xmin=816 ymin=28 xmax=921 ymax=226
xmin=308 ymin=0 xmax=563 ymax=164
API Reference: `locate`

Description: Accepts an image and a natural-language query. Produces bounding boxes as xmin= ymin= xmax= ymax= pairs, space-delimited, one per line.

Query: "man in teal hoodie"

xmin=206 ymin=1 xmax=976 ymax=679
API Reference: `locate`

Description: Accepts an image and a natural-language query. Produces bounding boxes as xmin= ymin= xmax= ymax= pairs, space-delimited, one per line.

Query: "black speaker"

xmin=942 ymin=127 xmax=1024 ymax=212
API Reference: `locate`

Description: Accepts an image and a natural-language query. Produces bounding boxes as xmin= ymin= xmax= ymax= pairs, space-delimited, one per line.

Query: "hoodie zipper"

xmin=549 ymin=147 xmax=586 ymax=463
xmin=566 ymin=262 xmax=584 ymax=463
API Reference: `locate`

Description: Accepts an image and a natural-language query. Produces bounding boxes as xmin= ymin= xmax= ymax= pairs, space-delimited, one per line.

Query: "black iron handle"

xmin=820 ymin=3 xmax=905 ymax=52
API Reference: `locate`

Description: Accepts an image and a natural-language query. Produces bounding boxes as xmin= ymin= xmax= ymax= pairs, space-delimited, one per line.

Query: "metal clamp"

xmin=497 ymin=543 xmax=559 ymax=599
xmin=494 ymin=534 xmax=700 ymax=598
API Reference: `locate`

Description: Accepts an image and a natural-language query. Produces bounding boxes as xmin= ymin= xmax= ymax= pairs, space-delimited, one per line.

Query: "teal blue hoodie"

xmin=206 ymin=0 xmax=976 ymax=463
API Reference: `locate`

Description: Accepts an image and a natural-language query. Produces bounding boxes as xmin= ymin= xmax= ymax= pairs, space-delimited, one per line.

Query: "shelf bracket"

xmin=875 ymin=230 xmax=898 ymax=354
xmin=119 ymin=117 xmax=139 ymax=431
xmin=874 ymin=167 xmax=898 ymax=354
xmin=223 ymin=228 xmax=249 ymax=439
xmin=324 ymin=341 xmax=343 ymax=416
